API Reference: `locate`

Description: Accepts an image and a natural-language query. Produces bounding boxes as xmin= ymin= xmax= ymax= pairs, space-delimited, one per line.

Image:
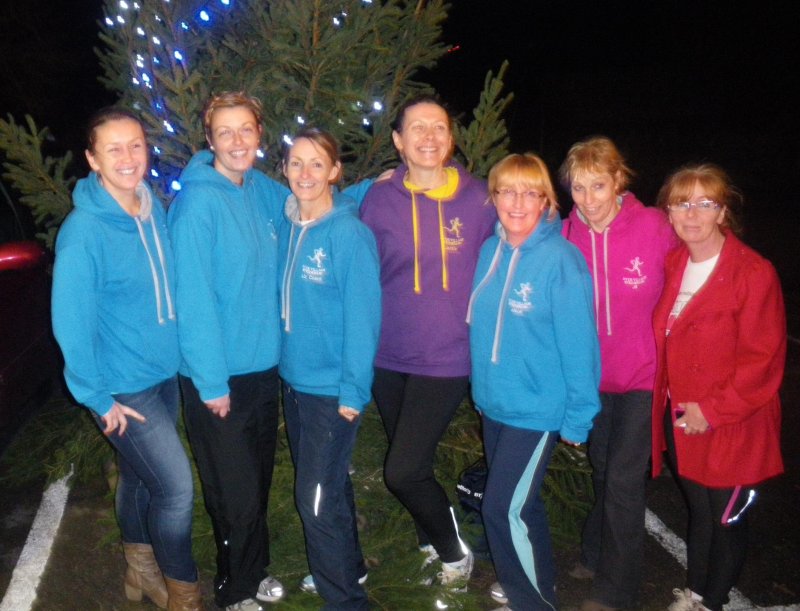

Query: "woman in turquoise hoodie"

xmin=52 ymin=107 xmax=201 ymax=609
xmin=168 ymin=92 xmax=373 ymax=610
xmin=278 ymin=128 xmax=380 ymax=610
xmin=467 ymin=153 xmax=601 ymax=611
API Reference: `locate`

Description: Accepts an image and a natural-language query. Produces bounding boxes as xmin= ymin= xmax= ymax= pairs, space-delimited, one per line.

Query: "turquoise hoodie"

xmin=168 ymin=150 xmax=287 ymax=400
xmin=467 ymin=214 xmax=601 ymax=442
xmin=279 ymin=191 xmax=381 ymax=410
xmin=52 ymin=173 xmax=180 ymax=416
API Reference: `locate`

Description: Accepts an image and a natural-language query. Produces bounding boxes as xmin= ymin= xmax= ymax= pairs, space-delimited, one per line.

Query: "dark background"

xmin=1 ymin=0 xmax=799 ymax=210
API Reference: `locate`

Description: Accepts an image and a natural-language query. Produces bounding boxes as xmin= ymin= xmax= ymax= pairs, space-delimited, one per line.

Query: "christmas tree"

xmin=1 ymin=0 xmax=513 ymax=248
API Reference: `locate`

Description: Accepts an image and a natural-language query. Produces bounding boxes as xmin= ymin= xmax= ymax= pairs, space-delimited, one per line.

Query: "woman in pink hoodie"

xmin=559 ymin=137 xmax=677 ymax=611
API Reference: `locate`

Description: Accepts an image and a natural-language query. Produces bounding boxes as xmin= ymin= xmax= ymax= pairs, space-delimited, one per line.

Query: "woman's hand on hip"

xmin=102 ymin=401 xmax=146 ymax=437
xmin=675 ymin=401 xmax=710 ymax=435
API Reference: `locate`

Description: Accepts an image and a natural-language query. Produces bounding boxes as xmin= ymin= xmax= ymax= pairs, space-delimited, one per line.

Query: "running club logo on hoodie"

xmin=623 ymin=256 xmax=647 ymax=289
xmin=444 ymin=216 xmax=465 ymax=252
xmin=509 ymin=282 xmax=534 ymax=315
xmin=302 ymin=247 xmax=328 ymax=283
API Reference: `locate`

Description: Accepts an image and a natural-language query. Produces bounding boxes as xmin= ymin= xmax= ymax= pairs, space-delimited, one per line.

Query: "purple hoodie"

xmin=360 ymin=163 xmax=496 ymax=377
xmin=563 ymin=192 xmax=678 ymax=393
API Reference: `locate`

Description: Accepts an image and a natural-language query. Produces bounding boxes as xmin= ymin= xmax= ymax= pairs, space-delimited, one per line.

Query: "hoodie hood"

xmin=178 ymin=149 xmax=256 ymax=193
xmin=73 ymin=172 xmax=156 ymax=230
xmin=284 ymin=189 xmax=359 ymax=225
xmin=72 ymin=172 xmax=174 ymax=325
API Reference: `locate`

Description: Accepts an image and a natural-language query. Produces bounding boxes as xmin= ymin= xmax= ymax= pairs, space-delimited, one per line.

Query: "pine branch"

xmin=0 ymin=114 xmax=74 ymax=249
xmin=455 ymin=60 xmax=514 ymax=178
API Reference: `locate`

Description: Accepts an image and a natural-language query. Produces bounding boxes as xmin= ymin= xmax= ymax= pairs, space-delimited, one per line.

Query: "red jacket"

xmin=651 ymin=232 xmax=785 ymax=487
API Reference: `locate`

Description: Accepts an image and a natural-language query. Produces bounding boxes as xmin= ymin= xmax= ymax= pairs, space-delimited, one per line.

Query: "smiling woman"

xmin=50 ymin=106 xmax=202 ymax=609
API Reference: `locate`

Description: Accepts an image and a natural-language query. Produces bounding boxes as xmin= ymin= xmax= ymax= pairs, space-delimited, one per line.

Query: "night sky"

xmin=1 ymin=1 xmax=798 ymax=210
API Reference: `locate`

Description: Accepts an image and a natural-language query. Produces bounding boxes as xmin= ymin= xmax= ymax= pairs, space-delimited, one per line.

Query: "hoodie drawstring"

xmin=588 ymin=226 xmax=612 ymax=336
xmin=135 ymin=216 xmax=175 ymax=325
xmin=410 ymin=190 xmax=450 ymax=294
xmin=466 ymin=241 xmax=519 ymax=364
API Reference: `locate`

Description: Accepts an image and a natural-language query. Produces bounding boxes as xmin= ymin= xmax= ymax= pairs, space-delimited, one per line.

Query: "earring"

xmin=209 ymin=145 xmax=215 ymax=151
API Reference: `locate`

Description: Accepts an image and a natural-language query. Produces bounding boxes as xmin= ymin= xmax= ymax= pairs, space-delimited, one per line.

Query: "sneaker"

xmin=490 ymin=581 xmax=508 ymax=604
xmin=419 ymin=544 xmax=439 ymax=568
xmin=299 ymin=572 xmax=368 ymax=595
xmin=226 ymin=599 xmax=265 ymax=611
xmin=568 ymin=562 xmax=596 ymax=580
xmin=255 ymin=575 xmax=285 ymax=603
xmin=668 ymin=588 xmax=705 ymax=611
xmin=439 ymin=550 xmax=474 ymax=589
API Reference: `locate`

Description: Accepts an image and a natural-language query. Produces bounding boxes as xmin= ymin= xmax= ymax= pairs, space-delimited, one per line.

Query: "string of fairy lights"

xmin=101 ymin=0 xmax=384 ymax=196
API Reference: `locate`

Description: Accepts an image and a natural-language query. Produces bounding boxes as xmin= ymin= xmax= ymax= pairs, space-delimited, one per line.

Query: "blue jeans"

xmin=482 ymin=416 xmax=558 ymax=611
xmin=102 ymin=377 xmax=196 ymax=582
xmin=282 ymin=383 xmax=368 ymax=610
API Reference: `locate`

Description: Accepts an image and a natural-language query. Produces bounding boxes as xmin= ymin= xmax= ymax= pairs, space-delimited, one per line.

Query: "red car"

xmin=0 ymin=228 xmax=59 ymax=443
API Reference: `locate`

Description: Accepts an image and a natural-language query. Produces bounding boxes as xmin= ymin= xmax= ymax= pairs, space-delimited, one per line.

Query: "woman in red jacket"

xmin=651 ymin=164 xmax=785 ymax=611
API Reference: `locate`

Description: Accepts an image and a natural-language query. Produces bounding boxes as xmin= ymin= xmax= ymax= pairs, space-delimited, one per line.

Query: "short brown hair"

xmin=202 ymin=91 xmax=264 ymax=139
xmin=283 ymin=127 xmax=343 ymax=184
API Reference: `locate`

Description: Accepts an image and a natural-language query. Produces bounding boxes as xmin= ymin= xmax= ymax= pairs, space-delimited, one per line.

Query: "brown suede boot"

xmin=123 ymin=542 xmax=168 ymax=609
xmin=164 ymin=577 xmax=204 ymax=611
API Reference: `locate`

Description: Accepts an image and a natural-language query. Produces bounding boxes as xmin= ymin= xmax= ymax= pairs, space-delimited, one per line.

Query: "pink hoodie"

xmin=563 ymin=193 xmax=678 ymax=393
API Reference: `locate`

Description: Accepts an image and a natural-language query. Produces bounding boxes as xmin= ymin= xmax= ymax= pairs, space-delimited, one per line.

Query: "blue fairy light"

xmin=333 ymin=16 xmax=341 ymax=26
xmin=152 ymin=36 xmax=161 ymax=45
xmin=256 ymin=149 xmax=265 ymax=158
xmin=136 ymin=26 xmax=146 ymax=36
xmin=132 ymin=77 xmax=140 ymax=85
xmin=141 ymin=72 xmax=151 ymax=83
xmin=171 ymin=180 xmax=182 ymax=191
xmin=153 ymin=146 xmax=161 ymax=154
xmin=105 ymin=17 xmax=114 ymax=26
xmin=119 ymin=0 xmax=129 ymax=10
xmin=282 ymin=134 xmax=294 ymax=146
xmin=362 ymin=117 xmax=371 ymax=126
xmin=116 ymin=15 xmax=126 ymax=24
xmin=153 ymin=57 xmax=161 ymax=65
xmin=199 ymin=10 xmax=210 ymax=22
xmin=180 ymin=21 xmax=189 ymax=30
xmin=220 ymin=0 xmax=230 ymax=5
xmin=296 ymin=115 xmax=305 ymax=125
xmin=372 ymin=100 xmax=383 ymax=112
xmin=163 ymin=120 xmax=175 ymax=133
xmin=173 ymin=50 xmax=184 ymax=61
xmin=150 ymin=168 xmax=160 ymax=178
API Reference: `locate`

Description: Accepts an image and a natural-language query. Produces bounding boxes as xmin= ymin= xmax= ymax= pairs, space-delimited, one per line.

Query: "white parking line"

xmin=646 ymin=508 xmax=800 ymax=611
xmin=0 ymin=470 xmax=72 ymax=611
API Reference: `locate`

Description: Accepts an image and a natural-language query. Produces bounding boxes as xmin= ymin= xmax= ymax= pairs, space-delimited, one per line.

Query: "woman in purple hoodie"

xmin=360 ymin=96 xmax=496 ymax=587
xmin=559 ymin=137 xmax=677 ymax=611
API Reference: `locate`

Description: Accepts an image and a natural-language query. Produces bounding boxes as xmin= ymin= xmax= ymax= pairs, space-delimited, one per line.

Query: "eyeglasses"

xmin=667 ymin=199 xmax=721 ymax=213
xmin=494 ymin=189 xmax=546 ymax=203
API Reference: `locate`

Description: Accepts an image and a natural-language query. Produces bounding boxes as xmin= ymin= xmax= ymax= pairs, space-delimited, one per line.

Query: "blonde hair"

xmin=488 ymin=153 xmax=559 ymax=221
xmin=559 ymin=136 xmax=633 ymax=193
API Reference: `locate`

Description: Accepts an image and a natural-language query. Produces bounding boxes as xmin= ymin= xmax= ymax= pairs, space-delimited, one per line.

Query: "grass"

xmin=1 ymin=389 xmax=592 ymax=610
